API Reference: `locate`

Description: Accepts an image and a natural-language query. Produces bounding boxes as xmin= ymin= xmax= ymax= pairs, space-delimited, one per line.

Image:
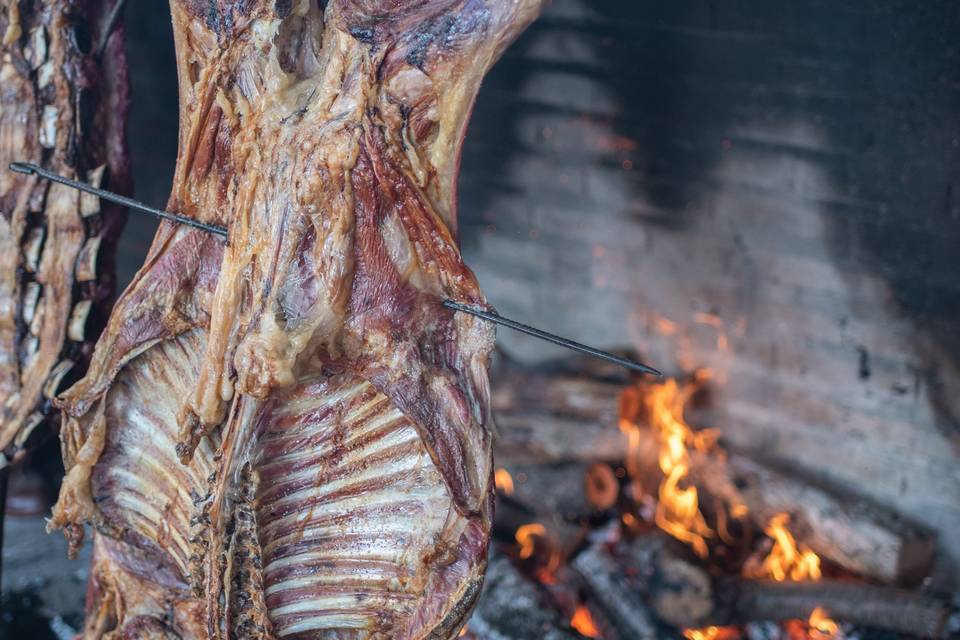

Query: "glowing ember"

xmin=585 ymin=462 xmax=619 ymax=510
xmin=655 ymin=315 xmax=678 ymax=336
xmin=808 ymin=607 xmax=841 ymax=640
xmin=683 ymin=625 xmax=741 ymax=640
xmin=620 ymin=374 xmax=718 ymax=558
xmin=515 ymin=523 xmax=545 ymax=560
xmin=514 ymin=522 xmax=562 ymax=584
xmin=745 ymin=513 xmax=822 ymax=582
xmin=570 ymin=605 xmax=600 ymax=638
xmin=745 ymin=516 xmax=838 ymax=638
xmin=495 ymin=468 xmax=515 ymax=495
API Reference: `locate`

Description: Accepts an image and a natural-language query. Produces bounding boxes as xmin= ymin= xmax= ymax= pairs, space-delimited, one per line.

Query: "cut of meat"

xmin=49 ymin=1 xmax=541 ymax=638
xmin=0 ymin=0 xmax=130 ymax=466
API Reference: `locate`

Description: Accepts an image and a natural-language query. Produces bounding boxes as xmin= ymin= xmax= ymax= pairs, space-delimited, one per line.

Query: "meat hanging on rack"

xmin=46 ymin=1 xmax=542 ymax=638
xmin=0 ymin=0 xmax=130 ymax=467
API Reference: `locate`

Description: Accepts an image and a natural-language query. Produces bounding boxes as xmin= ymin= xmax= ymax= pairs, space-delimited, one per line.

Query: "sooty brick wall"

xmin=457 ymin=0 xmax=960 ymax=573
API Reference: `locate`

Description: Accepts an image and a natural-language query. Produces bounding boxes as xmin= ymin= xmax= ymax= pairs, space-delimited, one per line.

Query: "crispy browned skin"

xmin=49 ymin=2 xmax=540 ymax=638
xmin=0 ymin=0 xmax=129 ymax=466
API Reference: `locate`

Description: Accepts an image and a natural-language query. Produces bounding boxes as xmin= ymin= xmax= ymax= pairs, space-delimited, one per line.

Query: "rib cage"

xmin=255 ymin=375 xmax=451 ymax=637
xmin=93 ymin=331 xmax=215 ymax=578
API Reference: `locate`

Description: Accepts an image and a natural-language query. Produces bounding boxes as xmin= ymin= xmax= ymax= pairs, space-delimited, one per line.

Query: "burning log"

xmin=713 ymin=578 xmax=951 ymax=638
xmin=571 ymin=535 xmax=951 ymax=638
xmin=465 ymin=553 xmax=581 ymax=640
xmin=700 ymin=450 xmax=935 ymax=585
xmin=493 ymin=354 xmax=936 ymax=584
xmin=571 ymin=545 xmax=660 ymax=640
xmin=493 ymin=496 xmax=584 ymax=565
xmin=496 ymin=461 xmax=618 ymax=519
xmin=621 ymin=413 xmax=935 ymax=584
xmin=571 ymin=535 xmax=714 ymax=635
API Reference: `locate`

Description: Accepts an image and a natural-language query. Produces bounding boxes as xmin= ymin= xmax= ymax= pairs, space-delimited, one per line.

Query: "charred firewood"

xmin=621 ymin=420 xmax=935 ymax=584
xmin=712 ymin=577 xmax=952 ymax=638
xmin=572 ymin=534 xmax=713 ymax=634
xmin=571 ymin=543 xmax=662 ymax=639
xmin=464 ymin=553 xmax=581 ymax=640
xmin=0 ymin=0 xmax=129 ymax=467
xmin=495 ymin=354 xmax=936 ymax=584
xmin=492 ymin=355 xmax=631 ymax=463
xmin=697 ymin=448 xmax=935 ymax=585
xmin=46 ymin=1 xmax=542 ymax=638
xmin=495 ymin=460 xmax=621 ymax=519
xmin=574 ymin=534 xmax=951 ymax=638
xmin=492 ymin=495 xmax=585 ymax=565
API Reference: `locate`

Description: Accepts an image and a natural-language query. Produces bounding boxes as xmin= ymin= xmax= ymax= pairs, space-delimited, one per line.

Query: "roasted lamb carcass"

xmin=49 ymin=1 xmax=541 ymax=638
xmin=0 ymin=0 xmax=129 ymax=466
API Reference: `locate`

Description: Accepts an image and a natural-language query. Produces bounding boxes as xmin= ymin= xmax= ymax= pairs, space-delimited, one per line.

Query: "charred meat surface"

xmin=0 ymin=0 xmax=129 ymax=466
xmin=49 ymin=1 xmax=541 ymax=638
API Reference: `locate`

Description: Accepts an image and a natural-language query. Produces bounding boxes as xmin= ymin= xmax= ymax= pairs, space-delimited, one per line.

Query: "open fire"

xmin=745 ymin=513 xmax=822 ymax=583
xmin=473 ymin=325 xmax=950 ymax=639
xmin=615 ymin=371 xmax=840 ymax=638
xmin=619 ymin=372 xmax=718 ymax=559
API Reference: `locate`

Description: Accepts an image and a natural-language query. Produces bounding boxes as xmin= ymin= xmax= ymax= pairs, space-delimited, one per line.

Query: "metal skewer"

xmin=442 ymin=300 xmax=661 ymax=376
xmin=7 ymin=161 xmax=662 ymax=376
xmin=9 ymin=162 xmax=229 ymax=237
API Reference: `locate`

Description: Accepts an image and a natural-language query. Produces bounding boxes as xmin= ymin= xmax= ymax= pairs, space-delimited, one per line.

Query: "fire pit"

xmin=470 ymin=352 xmax=952 ymax=638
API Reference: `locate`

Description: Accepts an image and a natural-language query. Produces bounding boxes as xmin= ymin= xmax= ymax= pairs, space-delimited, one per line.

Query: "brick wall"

xmin=457 ymin=0 xmax=960 ymax=573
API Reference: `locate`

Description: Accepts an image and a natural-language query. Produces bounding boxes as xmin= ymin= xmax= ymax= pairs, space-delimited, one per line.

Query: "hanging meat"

xmin=0 ymin=0 xmax=129 ymax=466
xmin=48 ymin=1 xmax=541 ymax=638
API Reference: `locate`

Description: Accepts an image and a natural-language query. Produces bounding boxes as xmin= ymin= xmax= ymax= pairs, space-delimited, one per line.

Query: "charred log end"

xmin=585 ymin=462 xmax=619 ymax=511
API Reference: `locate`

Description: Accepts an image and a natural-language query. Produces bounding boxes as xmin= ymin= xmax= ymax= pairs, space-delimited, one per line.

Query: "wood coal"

xmin=464 ymin=553 xmax=580 ymax=640
xmin=569 ymin=535 xmax=951 ymax=638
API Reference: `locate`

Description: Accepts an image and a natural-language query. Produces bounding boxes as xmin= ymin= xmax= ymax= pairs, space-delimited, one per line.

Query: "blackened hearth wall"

xmin=457 ymin=0 xmax=960 ymax=573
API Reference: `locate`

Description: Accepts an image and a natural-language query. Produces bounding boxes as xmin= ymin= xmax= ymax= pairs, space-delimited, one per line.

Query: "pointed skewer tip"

xmin=8 ymin=162 xmax=36 ymax=175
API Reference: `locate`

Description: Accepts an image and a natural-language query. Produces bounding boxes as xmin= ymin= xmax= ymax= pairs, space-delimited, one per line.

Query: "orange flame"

xmin=515 ymin=523 xmax=562 ymax=584
xmin=621 ymin=376 xmax=717 ymax=558
xmin=655 ymin=315 xmax=678 ymax=336
xmin=747 ymin=516 xmax=839 ymax=638
xmin=808 ymin=607 xmax=840 ymax=640
xmin=746 ymin=513 xmax=821 ymax=582
xmin=570 ymin=605 xmax=600 ymax=638
xmin=684 ymin=626 xmax=741 ymax=640
xmin=495 ymin=468 xmax=514 ymax=495
xmin=515 ymin=523 xmax=545 ymax=560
